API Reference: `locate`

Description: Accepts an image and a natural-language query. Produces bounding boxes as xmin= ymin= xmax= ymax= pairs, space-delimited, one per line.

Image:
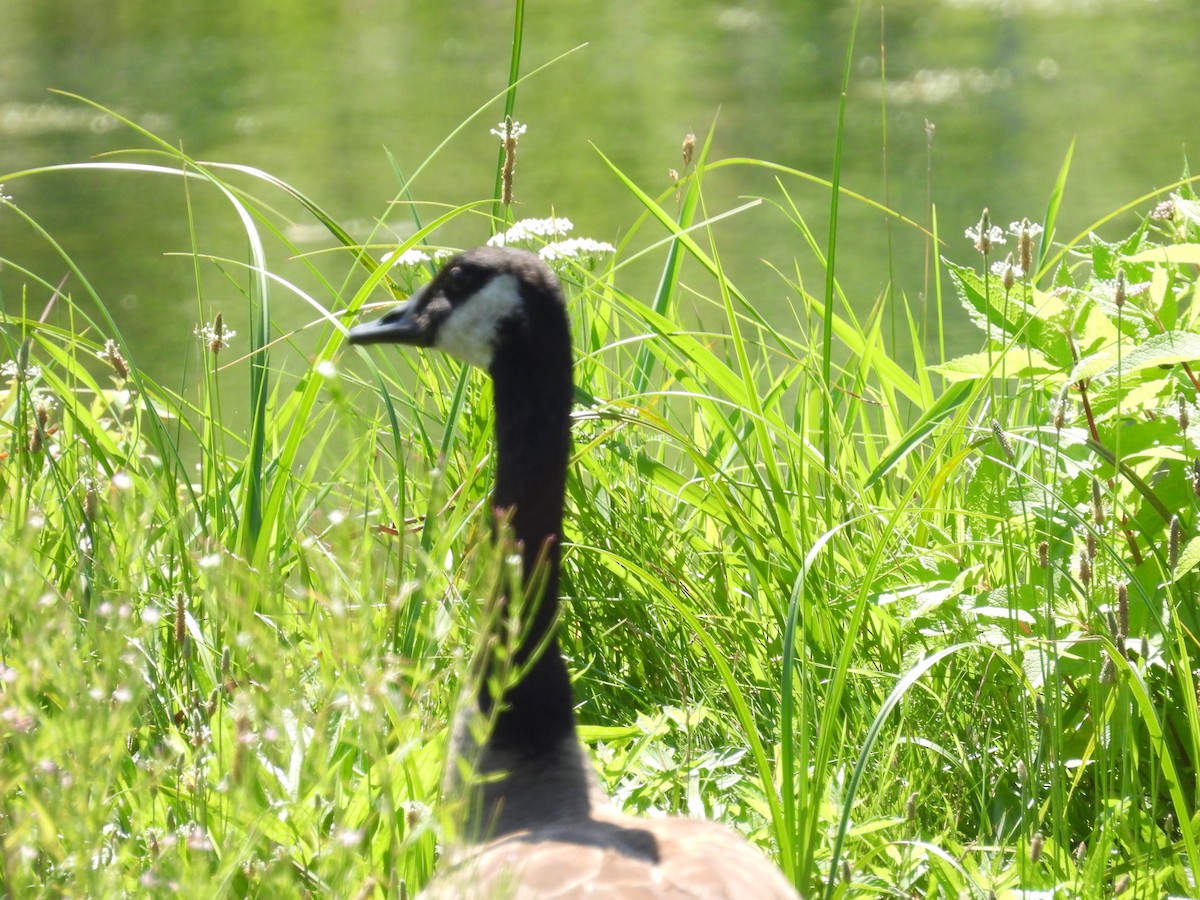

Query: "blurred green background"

xmin=2 ymin=0 xmax=1198 ymax=382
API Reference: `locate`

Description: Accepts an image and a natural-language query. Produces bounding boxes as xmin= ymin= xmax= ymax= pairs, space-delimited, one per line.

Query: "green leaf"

xmin=864 ymin=381 xmax=973 ymax=489
xmin=932 ymin=348 xmax=1058 ymax=382
xmin=1174 ymin=537 xmax=1200 ymax=580
xmin=944 ymin=261 xmax=1071 ymax=367
xmin=1096 ymin=331 xmax=1200 ymax=378
xmin=1124 ymin=243 xmax=1200 ymax=265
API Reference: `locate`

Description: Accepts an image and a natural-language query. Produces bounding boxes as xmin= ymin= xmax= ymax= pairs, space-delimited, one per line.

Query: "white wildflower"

xmin=1 ymin=360 xmax=41 ymax=380
xmin=539 ymin=238 xmax=617 ymax=261
xmin=490 ymin=120 xmax=527 ymax=142
xmin=195 ymin=317 xmax=235 ymax=353
xmin=965 ymin=222 xmax=1005 ymax=254
xmin=487 ymin=217 xmax=574 ymax=247
xmin=381 ymin=247 xmax=430 ymax=268
xmin=1007 ymin=220 xmax=1044 ymax=239
xmin=990 ymin=258 xmax=1024 ymax=279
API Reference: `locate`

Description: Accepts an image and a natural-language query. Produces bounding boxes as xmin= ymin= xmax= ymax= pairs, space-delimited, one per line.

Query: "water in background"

xmin=2 ymin=0 xmax=1199 ymax=388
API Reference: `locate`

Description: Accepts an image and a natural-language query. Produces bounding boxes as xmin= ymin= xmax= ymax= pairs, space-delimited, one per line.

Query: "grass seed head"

xmin=1030 ymin=832 xmax=1044 ymax=863
xmin=991 ymin=418 xmax=1014 ymax=461
xmin=1078 ymin=553 xmax=1092 ymax=587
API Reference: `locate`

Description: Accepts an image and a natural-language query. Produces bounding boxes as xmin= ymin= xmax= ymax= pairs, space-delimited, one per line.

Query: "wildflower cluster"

xmin=380 ymin=247 xmax=453 ymax=269
xmin=487 ymin=217 xmax=615 ymax=265
xmin=488 ymin=217 xmax=574 ymax=246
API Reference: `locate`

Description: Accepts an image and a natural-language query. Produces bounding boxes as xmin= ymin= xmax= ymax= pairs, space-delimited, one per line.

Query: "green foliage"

xmin=3 ymin=88 xmax=1200 ymax=900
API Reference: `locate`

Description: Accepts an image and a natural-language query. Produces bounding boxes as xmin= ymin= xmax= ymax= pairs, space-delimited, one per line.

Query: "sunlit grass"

xmin=3 ymin=59 xmax=1200 ymax=900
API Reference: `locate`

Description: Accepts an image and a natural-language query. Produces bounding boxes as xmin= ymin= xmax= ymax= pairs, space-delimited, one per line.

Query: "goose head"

xmin=347 ymin=245 xmax=568 ymax=373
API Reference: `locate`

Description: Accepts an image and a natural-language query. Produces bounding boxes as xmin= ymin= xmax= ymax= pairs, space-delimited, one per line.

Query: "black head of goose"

xmin=349 ymin=245 xmax=800 ymax=899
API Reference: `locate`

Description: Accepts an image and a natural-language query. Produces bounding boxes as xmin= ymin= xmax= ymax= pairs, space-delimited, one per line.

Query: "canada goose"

xmin=349 ymin=246 xmax=800 ymax=899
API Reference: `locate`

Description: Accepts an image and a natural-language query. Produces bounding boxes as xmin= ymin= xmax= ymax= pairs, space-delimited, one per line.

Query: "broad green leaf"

xmin=932 ymin=348 xmax=1058 ymax=382
xmin=1096 ymin=331 xmax=1200 ymax=378
xmin=1069 ymin=348 xmax=1118 ymax=385
xmin=1174 ymin=537 xmax=1200 ymax=580
xmin=1124 ymin=243 xmax=1200 ymax=265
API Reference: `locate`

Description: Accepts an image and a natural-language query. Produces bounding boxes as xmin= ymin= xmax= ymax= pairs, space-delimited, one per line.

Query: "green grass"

xmin=3 ymin=57 xmax=1200 ymax=900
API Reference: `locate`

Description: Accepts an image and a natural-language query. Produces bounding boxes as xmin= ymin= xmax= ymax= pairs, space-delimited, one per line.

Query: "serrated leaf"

xmin=932 ymin=348 xmax=1057 ymax=382
xmin=1069 ymin=348 xmax=1118 ymax=385
xmin=1096 ymin=331 xmax=1200 ymax=378
xmin=1124 ymin=244 xmax=1200 ymax=265
xmin=1174 ymin=536 xmax=1200 ymax=580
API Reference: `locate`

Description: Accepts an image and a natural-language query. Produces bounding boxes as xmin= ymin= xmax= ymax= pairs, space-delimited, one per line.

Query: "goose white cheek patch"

xmin=436 ymin=273 xmax=524 ymax=369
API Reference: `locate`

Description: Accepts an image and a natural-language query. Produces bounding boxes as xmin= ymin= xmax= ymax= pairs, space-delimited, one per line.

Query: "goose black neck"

xmin=481 ymin=315 xmax=576 ymax=758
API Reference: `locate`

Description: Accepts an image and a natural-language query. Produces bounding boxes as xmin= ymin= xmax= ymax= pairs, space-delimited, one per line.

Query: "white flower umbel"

xmin=487 ymin=217 xmax=575 ymax=247
xmin=539 ymin=238 xmax=617 ymax=262
xmin=381 ymin=247 xmax=430 ymax=268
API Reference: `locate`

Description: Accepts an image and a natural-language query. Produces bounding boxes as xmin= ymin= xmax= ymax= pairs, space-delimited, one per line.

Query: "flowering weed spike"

xmin=1008 ymin=218 xmax=1043 ymax=275
xmin=98 ymin=339 xmax=129 ymax=380
xmin=196 ymin=314 xmax=235 ymax=354
xmin=491 ymin=117 xmax=527 ymax=206
xmin=990 ymin=418 xmax=1014 ymax=461
xmin=1052 ymin=394 xmax=1068 ymax=430
xmin=1091 ymin=479 xmax=1105 ymax=525
xmin=991 ymin=253 xmax=1020 ymax=291
xmin=966 ymin=208 xmax=1005 ymax=256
